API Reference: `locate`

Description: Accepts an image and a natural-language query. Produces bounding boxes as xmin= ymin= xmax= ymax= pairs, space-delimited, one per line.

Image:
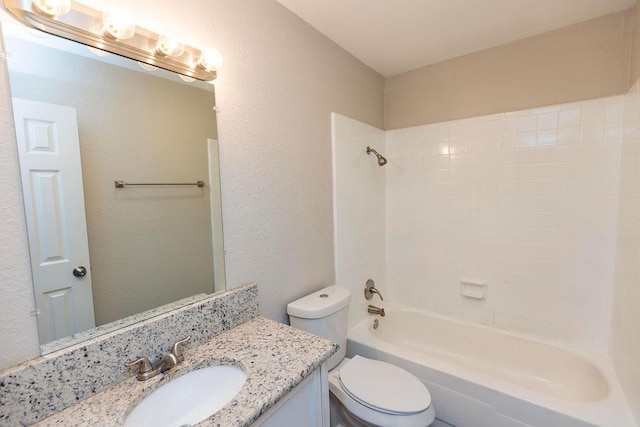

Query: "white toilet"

xmin=287 ymin=286 xmax=435 ymax=427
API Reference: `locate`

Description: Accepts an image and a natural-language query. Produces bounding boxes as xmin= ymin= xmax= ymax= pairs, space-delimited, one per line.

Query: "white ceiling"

xmin=275 ymin=0 xmax=637 ymax=77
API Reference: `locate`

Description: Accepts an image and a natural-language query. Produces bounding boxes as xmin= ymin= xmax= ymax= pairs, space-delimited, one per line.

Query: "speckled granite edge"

xmin=0 ymin=283 xmax=258 ymax=427
xmin=32 ymin=317 xmax=339 ymax=427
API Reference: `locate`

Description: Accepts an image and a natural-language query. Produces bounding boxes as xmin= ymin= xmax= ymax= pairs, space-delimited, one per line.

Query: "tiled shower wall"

xmin=384 ymin=96 xmax=623 ymax=350
xmin=611 ymin=80 xmax=640 ymax=421
xmin=332 ymin=113 xmax=386 ymax=328
xmin=333 ymin=94 xmax=638 ymax=417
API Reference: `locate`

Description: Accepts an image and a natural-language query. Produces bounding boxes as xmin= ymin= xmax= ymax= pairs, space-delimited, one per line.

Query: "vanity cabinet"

xmin=251 ymin=362 xmax=329 ymax=427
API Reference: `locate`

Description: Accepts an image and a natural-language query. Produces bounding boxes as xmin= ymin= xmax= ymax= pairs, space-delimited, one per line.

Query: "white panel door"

xmin=12 ymin=98 xmax=95 ymax=344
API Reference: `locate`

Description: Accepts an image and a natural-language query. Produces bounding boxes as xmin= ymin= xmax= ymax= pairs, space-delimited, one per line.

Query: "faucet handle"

xmin=171 ymin=336 xmax=191 ymax=362
xmin=364 ymin=279 xmax=384 ymax=301
xmin=125 ymin=357 xmax=153 ymax=374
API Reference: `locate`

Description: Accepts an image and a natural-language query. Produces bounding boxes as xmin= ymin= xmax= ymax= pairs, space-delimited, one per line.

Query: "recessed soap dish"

xmin=460 ymin=278 xmax=487 ymax=300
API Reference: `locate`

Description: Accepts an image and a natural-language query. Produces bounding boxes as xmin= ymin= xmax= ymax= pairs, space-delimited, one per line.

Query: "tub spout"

xmin=368 ymin=305 xmax=385 ymax=317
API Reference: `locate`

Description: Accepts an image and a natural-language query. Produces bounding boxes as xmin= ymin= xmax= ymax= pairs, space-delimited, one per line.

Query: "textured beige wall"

xmin=0 ymin=0 xmax=384 ymax=368
xmin=385 ymin=10 xmax=633 ymax=129
xmin=7 ymin=38 xmax=218 ymax=327
xmin=0 ymin=23 xmax=41 ymax=369
xmin=631 ymin=4 xmax=640 ymax=84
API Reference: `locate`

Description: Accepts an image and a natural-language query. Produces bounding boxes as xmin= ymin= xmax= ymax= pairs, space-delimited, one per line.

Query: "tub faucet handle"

xmin=364 ymin=279 xmax=384 ymax=301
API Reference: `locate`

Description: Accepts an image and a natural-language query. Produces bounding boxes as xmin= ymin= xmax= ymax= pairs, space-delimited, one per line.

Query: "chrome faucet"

xmin=125 ymin=336 xmax=191 ymax=381
xmin=368 ymin=305 xmax=385 ymax=317
xmin=364 ymin=279 xmax=384 ymax=301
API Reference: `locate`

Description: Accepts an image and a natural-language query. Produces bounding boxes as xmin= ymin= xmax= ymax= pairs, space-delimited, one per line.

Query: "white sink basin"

xmin=124 ymin=365 xmax=246 ymax=427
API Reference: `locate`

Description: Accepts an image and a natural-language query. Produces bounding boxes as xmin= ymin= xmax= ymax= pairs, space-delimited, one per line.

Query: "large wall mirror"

xmin=2 ymin=20 xmax=225 ymax=354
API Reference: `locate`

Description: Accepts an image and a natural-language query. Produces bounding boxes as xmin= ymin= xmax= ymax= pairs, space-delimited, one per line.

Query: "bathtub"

xmin=347 ymin=306 xmax=635 ymax=427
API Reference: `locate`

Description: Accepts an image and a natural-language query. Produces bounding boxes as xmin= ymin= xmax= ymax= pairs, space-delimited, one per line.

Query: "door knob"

xmin=73 ymin=266 xmax=87 ymax=277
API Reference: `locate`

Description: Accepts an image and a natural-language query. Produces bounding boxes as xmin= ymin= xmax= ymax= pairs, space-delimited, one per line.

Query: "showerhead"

xmin=367 ymin=146 xmax=387 ymax=167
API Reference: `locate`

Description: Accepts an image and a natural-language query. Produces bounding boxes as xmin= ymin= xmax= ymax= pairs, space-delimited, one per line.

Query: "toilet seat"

xmin=329 ymin=357 xmax=435 ymax=427
xmin=339 ymin=355 xmax=431 ymax=415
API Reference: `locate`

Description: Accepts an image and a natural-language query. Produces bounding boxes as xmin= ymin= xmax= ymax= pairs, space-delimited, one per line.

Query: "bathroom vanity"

xmin=30 ymin=318 xmax=333 ymax=426
xmin=0 ymin=284 xmax=337 ymax=426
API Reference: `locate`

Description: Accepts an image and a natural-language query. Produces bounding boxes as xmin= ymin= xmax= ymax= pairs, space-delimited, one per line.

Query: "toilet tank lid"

xmin=287 ymin=286 xmax=351 ymax=319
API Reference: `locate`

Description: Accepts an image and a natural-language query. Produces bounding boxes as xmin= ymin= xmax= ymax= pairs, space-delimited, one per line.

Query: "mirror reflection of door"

xmin=12 ymin=98 xmax=96 ymax=343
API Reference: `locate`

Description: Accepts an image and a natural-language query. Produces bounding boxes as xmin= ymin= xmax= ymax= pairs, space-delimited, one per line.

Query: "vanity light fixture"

xmin=2 ymin=0 xmax=220 ymax=81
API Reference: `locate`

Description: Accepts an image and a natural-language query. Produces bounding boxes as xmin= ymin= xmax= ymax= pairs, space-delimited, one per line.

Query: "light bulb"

xmin=196 ymin=48 xmax=222 ymax=72
xmin=87 ymin=47 xmax=109 ymax=57
xmin=102 ymin=9 xmax=136 ymax=40
xmin=138 ymin=62 xmax=158 ymax=72
xmin=155 ymin=34 xmax=185 ymax=57
xmin=32 ymin=0 xmax=70 ymax=17
xmin=179 ymin=75 xmax=196 ymax=83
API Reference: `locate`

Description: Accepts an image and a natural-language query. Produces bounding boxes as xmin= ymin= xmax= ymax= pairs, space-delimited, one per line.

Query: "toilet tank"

xmin=287 ymin=286 xmax=351 ymax=370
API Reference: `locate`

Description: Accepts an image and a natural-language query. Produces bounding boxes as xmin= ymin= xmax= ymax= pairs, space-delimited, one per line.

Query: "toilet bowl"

xmin=287 ymin=285 xmax=435 ymax=427
xmin=329 ymin=357 xmax=435 ymax=427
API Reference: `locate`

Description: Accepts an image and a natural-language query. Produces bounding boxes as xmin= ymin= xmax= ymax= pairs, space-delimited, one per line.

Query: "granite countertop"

xmin=33 ymin=317 xmax=338 ymax=427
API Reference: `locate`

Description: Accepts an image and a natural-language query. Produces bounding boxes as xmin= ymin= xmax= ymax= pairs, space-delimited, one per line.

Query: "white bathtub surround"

xmin=348 ymin=307 xmax=635 ymax=427
xmin=333 ymin=97 xmax=636 ymax=423
xmin=332 ymin=113 xmax=386 ymax=328
xmin=385 ymin=96 xmax=624 ymax=350
xmin=611 ymin=78 xmax=640 ymax=422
